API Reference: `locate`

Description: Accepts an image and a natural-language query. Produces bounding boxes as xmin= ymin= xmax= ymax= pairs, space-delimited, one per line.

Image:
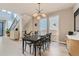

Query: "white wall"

xmin=22 ymin=15 xmax=33 ymax=32
xmin=49 ymin=8 xmax=74 ymax=42
xmin=73 ymin=3 xmax=79 ymax=13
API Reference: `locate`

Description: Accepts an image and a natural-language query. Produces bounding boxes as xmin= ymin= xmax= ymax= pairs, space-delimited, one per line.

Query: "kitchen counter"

xmin=66 ymin=33 xmax=79 ymax=56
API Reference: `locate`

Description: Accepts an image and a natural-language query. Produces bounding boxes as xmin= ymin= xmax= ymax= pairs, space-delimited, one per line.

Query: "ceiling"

xmin=0 ymin=3 xmax=75 ymax=16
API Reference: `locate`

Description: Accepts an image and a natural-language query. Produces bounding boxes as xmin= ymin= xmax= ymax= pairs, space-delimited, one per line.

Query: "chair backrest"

xmin=35 ymin=36 xmax=45 ymax=46
xmin=46 ymin=33 xmax=52 ymax=42
xmin=23 ymin=34 xmax=31 ymax=40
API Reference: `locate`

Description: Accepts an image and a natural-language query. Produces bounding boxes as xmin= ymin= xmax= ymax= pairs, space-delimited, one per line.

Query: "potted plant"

xmin=6 ymin=28 xmax=10 ymax=37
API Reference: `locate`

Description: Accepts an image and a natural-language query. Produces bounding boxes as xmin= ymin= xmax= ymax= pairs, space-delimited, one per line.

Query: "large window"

xmin=49 ymin=15 xmax=59 ymax=41
xmin=0 ymin=22 xmax=3 ymax=36
xmin=0 ymin=10 xmax=14 ymax=29
xmin=39 ymin=18 xmax=47 ymax=35
xmin=0 ymin=10 xmax=20 ymax=29
xmin=49 ymin=16 xmax=59 ymax=31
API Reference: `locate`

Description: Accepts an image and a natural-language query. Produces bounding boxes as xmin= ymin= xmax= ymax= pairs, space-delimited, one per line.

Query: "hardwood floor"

xmin=0 ymin=37 xmax=69 ymax=56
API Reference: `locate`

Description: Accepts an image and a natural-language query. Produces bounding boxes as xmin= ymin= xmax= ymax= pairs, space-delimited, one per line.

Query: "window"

xmin=39 ymin=18 xmax=47 ymax=35
xmin=49 ymin=15 xmax=59 ymax=31
xmin=0 ymin=10 xmax=19 ymax=29
xmin=49 ymin=15 xmax=59 ymax=41
xmin=0 ymin=22 xmax=3 ymax=36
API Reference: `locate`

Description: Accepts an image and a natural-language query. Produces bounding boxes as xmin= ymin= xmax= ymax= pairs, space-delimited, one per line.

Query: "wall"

xmin=22 ymin=14 xmax=39 ymax=35
xmin=22 ymin=15 xmax=35 ymax=35
xmin=73 ymin=3 xmax=79 ymax=13
xmin=49 ymin=8 xmax=74 ymax=42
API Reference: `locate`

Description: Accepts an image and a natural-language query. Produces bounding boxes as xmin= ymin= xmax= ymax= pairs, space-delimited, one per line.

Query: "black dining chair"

xmin=33 ymin=37 xmax=45 ymax=56
xmin=41 ymin=35 xmax=47 ymax=51
xmin=39 ymin=34 xmax=48 ymax=51
xmin=25 ymin=34 xmax=39 ymax=54
xmin=46 ymin=33 xmax=52 ymax=48
xmin=24 ymin=35 xmax=33 ymax=54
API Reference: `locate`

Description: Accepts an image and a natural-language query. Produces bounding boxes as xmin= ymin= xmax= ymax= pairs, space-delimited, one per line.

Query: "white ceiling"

xmin=0 ymin=3 xmax=75 ymax=16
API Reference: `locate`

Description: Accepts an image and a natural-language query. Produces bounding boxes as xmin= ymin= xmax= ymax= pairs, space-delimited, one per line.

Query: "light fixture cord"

xmin=38 ymin=3 xmax=40 ymax=13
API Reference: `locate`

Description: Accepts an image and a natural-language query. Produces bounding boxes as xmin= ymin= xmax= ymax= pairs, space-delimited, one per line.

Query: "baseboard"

xmin=58 ymin=41 xmax=66 ymax=45
xmin=52 ymin=40 xmax=66 ymax=45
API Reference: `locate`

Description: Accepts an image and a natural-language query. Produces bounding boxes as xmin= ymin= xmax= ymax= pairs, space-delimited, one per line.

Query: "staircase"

xmin=9 ymin=18 xmax=19 ymax=30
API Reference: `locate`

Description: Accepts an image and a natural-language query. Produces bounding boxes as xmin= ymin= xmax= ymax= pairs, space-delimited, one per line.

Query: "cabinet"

xmin=67 ymin=39 xmax=79 ymax=56
xmin=14 ymin=31 xmax=19 ymax=40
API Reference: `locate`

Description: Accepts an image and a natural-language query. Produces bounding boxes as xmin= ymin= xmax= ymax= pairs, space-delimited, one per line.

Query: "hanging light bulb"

xmin=37 ymin=16 xmax=41 ymax=20
xmin=33 ymin=13 xmax=38 ymax=17
xmin=41 ymin=13 xmax=47 ymax=17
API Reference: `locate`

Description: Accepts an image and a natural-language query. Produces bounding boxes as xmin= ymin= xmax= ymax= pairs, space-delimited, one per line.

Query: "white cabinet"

xmin=14 ymin=31 xmax=19 ymax=40
xmin=10 ymin=30 xmax=19 ymax=40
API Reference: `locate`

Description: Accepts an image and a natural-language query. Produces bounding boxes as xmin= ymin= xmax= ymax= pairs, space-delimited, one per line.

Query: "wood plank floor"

xmin=0 ymin=37 xmax=69 ymax=56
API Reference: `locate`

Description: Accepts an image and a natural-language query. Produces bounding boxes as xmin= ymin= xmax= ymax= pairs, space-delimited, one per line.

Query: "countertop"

xmin=66 ymin=32 xmax=79 ymax=40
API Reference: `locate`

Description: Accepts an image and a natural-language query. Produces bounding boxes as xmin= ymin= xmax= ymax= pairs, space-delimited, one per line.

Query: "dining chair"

xmin=24 ymin=35 xmax=33 ymax=54
xmin=33 ymin=37 xmax=45 ymax=56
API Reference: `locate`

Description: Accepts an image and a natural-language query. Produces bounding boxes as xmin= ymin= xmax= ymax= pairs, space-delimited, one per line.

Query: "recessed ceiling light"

xmin=2 ymin=10 xmax=6 ymax=12
xmin=7 ymin=11 xmax=11 ymax=14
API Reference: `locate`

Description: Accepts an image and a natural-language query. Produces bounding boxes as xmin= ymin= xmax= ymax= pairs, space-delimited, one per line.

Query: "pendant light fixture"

xmin=33 ymin=3 xmax=47 ymax=20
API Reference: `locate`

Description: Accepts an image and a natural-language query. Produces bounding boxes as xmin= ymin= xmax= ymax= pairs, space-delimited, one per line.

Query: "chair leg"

xmin=43 ymin=43 xmax=45 ymax=51
xmin=25 ymin=43 xmax=27 ymax=51
xmin=29 ymin=45 xmax=31 ymax=54
xmin=34 ymin=45 xmax=36 ymax=56
xmin=45 ymin=42 xmax=47 ymax=49
xmin=22 ymin=39 xmax=24 ymax=54
xmin=47 ymin=42 xmax=49 ymax=49
xmin=39 ymin=47 xmax=41 ymax=56
xmin=43 ymin=45 xmax=45 ymax=51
